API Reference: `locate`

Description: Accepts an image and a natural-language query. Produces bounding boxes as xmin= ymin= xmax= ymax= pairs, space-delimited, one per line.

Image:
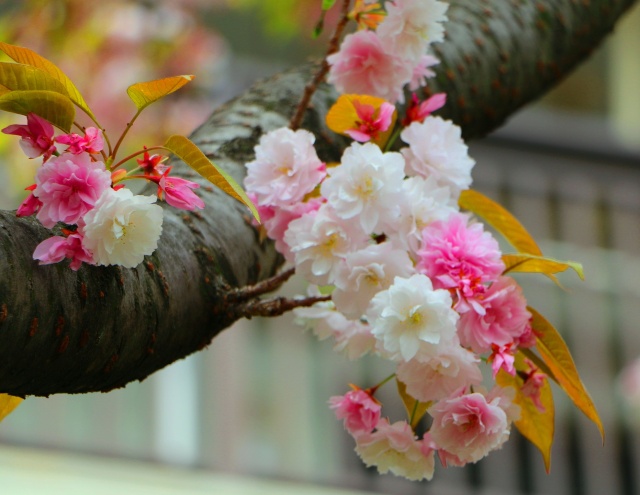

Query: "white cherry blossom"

xmin=321 ymin=142 xmax=405 ymax=233
xmin=367 ymin=274 xmax=459 ymax=361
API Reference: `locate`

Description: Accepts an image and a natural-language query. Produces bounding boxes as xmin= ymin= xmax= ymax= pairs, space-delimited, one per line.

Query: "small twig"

xmin=227 ymin=267 xmax=296 ymax=302
xmin=289 ymin=0 xmax=352 ymax=131
xmin=239 ymin=295 xmax=332 ymax=319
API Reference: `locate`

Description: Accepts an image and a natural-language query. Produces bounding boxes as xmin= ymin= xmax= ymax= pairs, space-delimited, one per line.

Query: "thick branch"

xmin=432 ymin=0 xmax=636 ymax=139
xmin=0 ymin=0 xmax=634 ymax=396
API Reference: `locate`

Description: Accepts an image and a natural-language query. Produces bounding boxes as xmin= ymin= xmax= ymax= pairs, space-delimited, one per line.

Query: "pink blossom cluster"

xmin=327 ymin=0 xmax=448 ymax=103
xmin=243 ymin=114 xmax=538 ymax=479
xmin=4 ymin=113 xmax=205 ymax=270
xmin=241 ymin=0 xmax=546 ymax=482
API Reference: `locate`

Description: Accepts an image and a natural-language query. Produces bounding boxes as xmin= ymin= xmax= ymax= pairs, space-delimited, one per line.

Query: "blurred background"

xmin=0 ymin=1 xmax=640 ymax=494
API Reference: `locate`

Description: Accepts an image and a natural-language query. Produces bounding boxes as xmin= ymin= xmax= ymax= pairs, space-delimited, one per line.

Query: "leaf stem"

xmin=111 ymin=108 xmax=143 ymax=161
xmin=368 ymin=373 xmax=396 ymax=395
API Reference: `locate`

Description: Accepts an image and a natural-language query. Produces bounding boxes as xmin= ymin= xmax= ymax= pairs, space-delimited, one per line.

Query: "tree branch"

xmin=0 ymin=0 xmax=634 ymax=397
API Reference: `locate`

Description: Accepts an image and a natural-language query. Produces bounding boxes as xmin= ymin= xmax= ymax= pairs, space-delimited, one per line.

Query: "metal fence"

xmin=1 ymin=110 xmax=640 ymax=495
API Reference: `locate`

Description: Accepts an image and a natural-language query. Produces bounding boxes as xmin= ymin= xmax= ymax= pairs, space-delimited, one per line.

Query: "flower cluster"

xmin=5 ymin=112 xmax=204 ymax=269
xmin=328 ymin=0 xmax=448 ymax=103
xmin=242 ymin=0 xmax=551 ymax=482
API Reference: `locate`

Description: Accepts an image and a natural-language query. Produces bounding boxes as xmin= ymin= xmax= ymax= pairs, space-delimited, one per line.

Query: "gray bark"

xmin=0 ymin=0 xmax=635 ymax=396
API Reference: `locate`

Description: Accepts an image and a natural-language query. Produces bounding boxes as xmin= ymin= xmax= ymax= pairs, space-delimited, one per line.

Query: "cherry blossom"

xmin=417 ymin=212 xmax=504 ymax=310
xmin=156 ymin=172 xmax=204 ymax=211
xmin=367 ymin=274 xmax=459 ymax=361
xmin=400 ymin=116 xmax=474 ymax=196
xmin=81 ymin=188 xmax=163 ymax=268
xmin=2 ymin=112 xmax=56 ymax=160
xmin=34 ymin=153 xmax=112 ymax=228
xmin=329 ymin=388 xmax=381 ymax=435
xmin=244 ymin=127 xmax=326 ymax=207
xmin=56 ymin=127 xmax=104 ymax=155
xmin=457 ymin=276 xmax=532 ymax=353
xmin=355 ymin=419 xmax=435 ymax=481
xmin=16 ymin=184 xmax=42 ymax=217
xmin=321 ymin=142 xmax=405 ymax=233
xmin=33 ymin=232 xmax=94 ymax=270
xmin=327 ymin=30 xmax=414 ymax=103
xmin=429 ymin=389 xmax=511 ymax=464
xmin=332 ymin=242 xmax=414 ymax=319
xmin=396 ymin=340 xmax=482 ymax=402
xmin=377 ymin=0 xmax=449 ymax=61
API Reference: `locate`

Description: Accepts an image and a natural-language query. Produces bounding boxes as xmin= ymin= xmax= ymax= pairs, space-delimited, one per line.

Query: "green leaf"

xmin=322 ymin=0 xmax=337 ymax=9
xmin=0 ymin=90 xmax=75 ymax=132
xmin=497 ymin=356 xmax=555 ymax=473
xmin=396 ymin=379 xmax=429 ymax=429
xmin=529 ymin=307 xmax=604 ymax=441
xmin=163 ymin=135 xmax=260 ymax=222
xmin=127 ymin=75 xmax=194 ymax=112
xmin=0 ymin=62 xmax=69 ymax=95
xmin=0 ymin=42 xmax=95 ymax=121
xmin=459 ymin=189 xmax=542 ymax=256
xmin=503 ymin=253 xmax=584 ymax=279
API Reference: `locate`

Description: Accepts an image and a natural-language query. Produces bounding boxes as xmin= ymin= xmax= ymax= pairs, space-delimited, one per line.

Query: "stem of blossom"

xmin=237 ymin=294 xmax=331 ymax=319
xmin=367 ymin=373 xmax=396 ymax=395
xmin=110 ymin=146 xmax=166 ymax=171
xmin=111 ymin=109 xmax=143 ymax=161
xmin=383 ymin=126 xmax=402 ymax=152
xmin=288 ymin=0 xmax=352 ymax=131
xmin=227 ymin=267 xmax=296 ymax=302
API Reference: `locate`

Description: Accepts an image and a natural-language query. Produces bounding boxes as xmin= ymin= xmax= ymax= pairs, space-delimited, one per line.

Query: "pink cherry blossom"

xmin=402 ymin=92 xmax=446 ymax=126
xmin=329 ymin=388 xmax=381 ymax=435
xmin=355 ymin=419 xmax=435 ymax=481
xmin=55 ymin=127 xmax=104 ymax=155
xmin=327 ymin=30 xmax=414 ymax=103
xmin=429 ymin=389 xmax=511 ymax=464
xmin=157 ymin=173 xmax=204 ymax=211
xmin=457 ymin=276 xmax=532 ymax=353
xmin=344 ymin=100 xmax=396 ymax=143
xmin=33 ymin=232 xmax=94 ymax=270
xmin=396 ymin=341 xmax=482 ymax=402
xmin=408 ymin=54 xmax=440 ymax=91
xmin=254 ymin=196 xmax=324 ymax=262
xmin=521 ymin=362 xmax=547 ymax=412
xmin=34 ymin=152 xmax=112 ymax=228
xmin=244 ymin=127 xmax=326 ymax=207
xmin=2 ymin=112 xmax=56 ymax=160
xmin=137 ymin=150 xmax=169 ymax=176
xmin=416 ymin=212 xmax=504 ymax=309
xmin=16 ymin=184 xmax=42 ymax=217
xmin=489 ymin=343 xmax=516 ymax=378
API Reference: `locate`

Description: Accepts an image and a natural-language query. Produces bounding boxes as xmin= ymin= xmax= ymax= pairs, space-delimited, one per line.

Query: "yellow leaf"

xmin=0 ymin=394 xmax=22 ymax=422
xmin=0 ymin=62 xmax=69 ymax=96
xmin=458 ymin=189 xmax=542 ymax=256
xmin=0 ymin=42 xmax=95 ymax=120
xmin=325 ymin=94 xmax=396 ymax=148
xmin=0 ymin=90 xmax=75 ymax=132
xmin=127 ymin=75 xmax=194 ymax=112
xmin=163 ymin=135 xmax=259 ymax=222
xmin=529 ymin=307 xmax=604 ymax=440
xmin=396 ymin=378 xmax=429 ymax=429
xmin=503 ymin=253 xmax=584 ymax=279
xmin=497 ymin=359 xmax=554 ymax=473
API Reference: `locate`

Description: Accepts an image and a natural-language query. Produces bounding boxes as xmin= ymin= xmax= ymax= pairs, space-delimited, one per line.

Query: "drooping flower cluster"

xmin=241 ymin=0 xmax=549 ymax=482
xmin=4 ymin=112 xmax=204 ymax=269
